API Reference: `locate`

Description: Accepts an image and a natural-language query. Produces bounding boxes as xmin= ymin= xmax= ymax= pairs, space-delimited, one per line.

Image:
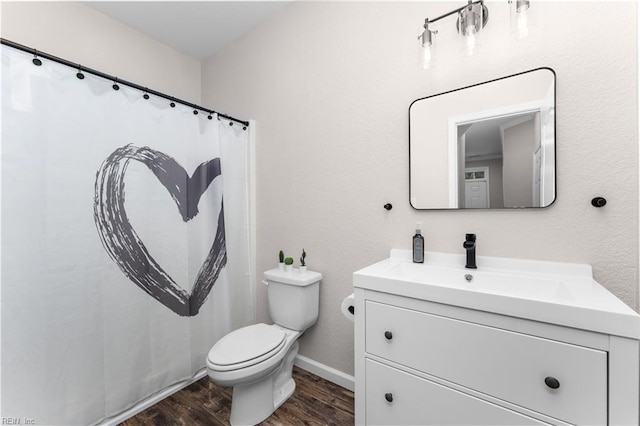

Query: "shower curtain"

xmin=0 ymin=46 xmax=254 ymax=425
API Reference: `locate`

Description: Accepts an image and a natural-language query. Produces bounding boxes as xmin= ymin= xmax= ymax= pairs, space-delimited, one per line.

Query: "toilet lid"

xmin=208 ymin=323 xmax=286 ymax=368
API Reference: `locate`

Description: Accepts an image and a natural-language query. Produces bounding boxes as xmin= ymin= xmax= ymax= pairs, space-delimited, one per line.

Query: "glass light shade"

xmin=510 ymin=0 xmax=536 ymax=39
xmin=419 ymin=26 xmax=436 ymax=70
xmin=458 ymin=3 xmax=484 ymax=56
xmin=422 ymin=43 xmax=433 ymax=69
xmin=463 ymin=27 xmax=476 ymax=55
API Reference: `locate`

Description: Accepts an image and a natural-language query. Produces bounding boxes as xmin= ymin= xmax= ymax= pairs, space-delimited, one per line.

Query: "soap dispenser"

xmin=413 ymin=222 xmax=424 ymax=263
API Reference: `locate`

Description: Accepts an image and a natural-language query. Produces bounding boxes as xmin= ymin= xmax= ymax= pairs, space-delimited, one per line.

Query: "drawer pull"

xmin=385 ymin=392 xmax=394 ymax=402
xmin=545 ymin=376 xmax=560 ymax=389
xmin=384 ymin=331 xmax=393 ymax=340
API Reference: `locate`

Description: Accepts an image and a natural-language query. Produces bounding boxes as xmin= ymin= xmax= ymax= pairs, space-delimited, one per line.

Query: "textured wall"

xmin=202 ymin=1 xmax=638 ymax=377
xmin=1 ymin=1 xmax=201 ymax=102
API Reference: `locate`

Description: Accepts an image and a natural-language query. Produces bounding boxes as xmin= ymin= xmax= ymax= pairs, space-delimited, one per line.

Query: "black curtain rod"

xmin=1 ymin=38 xmax=250 ymax=129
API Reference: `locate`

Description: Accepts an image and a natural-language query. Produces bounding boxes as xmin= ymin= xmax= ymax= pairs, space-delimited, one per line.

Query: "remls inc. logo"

xmin=1 ymin=418 xmax=35 ymax=425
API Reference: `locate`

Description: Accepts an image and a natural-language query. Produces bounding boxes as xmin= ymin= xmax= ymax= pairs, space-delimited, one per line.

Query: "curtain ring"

xmin=76 ymin=65 xmax=85 ymax=80
xmin=112 ymin=78 xmax=120 ymax=91
xmin=143 ymin=88 xmax=149 ymax=100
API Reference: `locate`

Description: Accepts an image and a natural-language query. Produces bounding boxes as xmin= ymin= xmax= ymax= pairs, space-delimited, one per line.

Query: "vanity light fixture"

xmin=419 ymin=0 xmax=488 ymax=69
xmin=419 ymin=0 xmax=533 ymax=69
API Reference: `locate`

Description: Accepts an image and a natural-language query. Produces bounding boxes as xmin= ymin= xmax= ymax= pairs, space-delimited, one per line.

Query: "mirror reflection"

xmin=409 ymin=68 xmax=556 ymax=210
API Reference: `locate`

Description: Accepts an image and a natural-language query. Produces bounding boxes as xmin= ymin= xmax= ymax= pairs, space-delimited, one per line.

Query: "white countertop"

xmin=353 ymin=250 xmax=640 ymax=339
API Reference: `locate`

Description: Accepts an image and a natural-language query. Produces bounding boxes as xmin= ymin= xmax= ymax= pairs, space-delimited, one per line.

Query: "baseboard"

xmin=294 ymin=354 xmax=355 ymax=392
xmin=96 ymin=369 xmax=208 ymax=426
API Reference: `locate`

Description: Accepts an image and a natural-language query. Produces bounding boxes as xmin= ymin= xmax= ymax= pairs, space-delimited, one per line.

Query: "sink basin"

xmin=353 ymin=249 xmax=640 ymax=339
xmin=389 ymin=262 xmax=571 ymax=302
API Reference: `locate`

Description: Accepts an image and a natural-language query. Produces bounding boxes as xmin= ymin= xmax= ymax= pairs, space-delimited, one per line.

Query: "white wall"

xmin=1 ymin=2 xmax=201 ymax=102
xmin=503 ymin=117 xmax=536 ymax=207
xmin=2 ymin=0 xmax=637 ymax=384
xmin=202 ymin=1 xmax=638 ymax=377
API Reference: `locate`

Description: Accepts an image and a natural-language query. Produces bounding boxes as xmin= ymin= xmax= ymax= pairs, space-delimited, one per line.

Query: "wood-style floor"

xmin=120 ymin=366 xmax=354 ymax=426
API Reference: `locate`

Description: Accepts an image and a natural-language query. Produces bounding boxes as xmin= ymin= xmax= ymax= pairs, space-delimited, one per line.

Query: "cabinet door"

xmin=366 ymin=359 xmax=552 ymax=425
xmin=365 ymin=301 xmax=607 ymax=424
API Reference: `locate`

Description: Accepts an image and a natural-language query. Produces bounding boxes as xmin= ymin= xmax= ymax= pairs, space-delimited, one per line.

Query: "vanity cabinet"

xmin=365 ymin=300 xmax=606 ymax=424
xmin=353 ymin=251 xmax=640 ymax=426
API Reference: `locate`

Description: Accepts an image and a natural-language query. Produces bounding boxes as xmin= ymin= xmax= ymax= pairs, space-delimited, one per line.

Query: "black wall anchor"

xmin=591 ymin=197 xmax=607 ymax=208
xmin=383 ymin=203 xmax=393 ymax=210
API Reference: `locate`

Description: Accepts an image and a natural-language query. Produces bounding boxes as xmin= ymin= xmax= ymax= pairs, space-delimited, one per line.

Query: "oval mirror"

xmin=409 ymin=68 xmax=556 ymax=210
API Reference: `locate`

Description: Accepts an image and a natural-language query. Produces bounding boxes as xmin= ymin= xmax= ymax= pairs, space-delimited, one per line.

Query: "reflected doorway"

xmin=464 ymin=167 xmax=490 ymax=208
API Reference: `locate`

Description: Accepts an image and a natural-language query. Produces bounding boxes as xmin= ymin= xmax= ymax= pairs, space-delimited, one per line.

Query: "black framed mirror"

xmin=409 ymin=68 xmax=556 ymax=210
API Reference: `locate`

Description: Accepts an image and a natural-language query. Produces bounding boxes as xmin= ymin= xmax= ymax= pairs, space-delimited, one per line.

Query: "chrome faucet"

xmin=463 ymin=234 xmax=477 ymax=269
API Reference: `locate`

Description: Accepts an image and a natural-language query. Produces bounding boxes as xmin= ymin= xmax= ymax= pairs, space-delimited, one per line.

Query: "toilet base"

xmin=273 ymin=377 xmax=295 ymax=411
xmin=228 ymin=341 xmax=300 ymax=426
xmin=230 ymin=377 xmax=275 ymax=426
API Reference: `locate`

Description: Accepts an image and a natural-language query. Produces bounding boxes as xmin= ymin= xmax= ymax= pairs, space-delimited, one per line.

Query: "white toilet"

xmin=206 ymin=268 xmax=322 ymax=426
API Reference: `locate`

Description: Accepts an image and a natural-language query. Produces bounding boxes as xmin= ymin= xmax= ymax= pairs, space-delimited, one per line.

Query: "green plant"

xmin=279 ymin=250 xmax=284 ymax=263
xmin=284 ymin=257 xmax=294 ymax=265
xmin=300 ymin=248 xmax=307 ymax=266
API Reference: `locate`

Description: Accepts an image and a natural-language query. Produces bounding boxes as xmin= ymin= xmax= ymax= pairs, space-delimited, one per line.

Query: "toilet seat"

xmin=208 ymin=323 xmax=286 ymax=372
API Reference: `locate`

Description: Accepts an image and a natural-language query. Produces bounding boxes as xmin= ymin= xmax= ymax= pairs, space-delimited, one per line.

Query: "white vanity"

xmin=353 ymin=250 xmax=640 ymax=425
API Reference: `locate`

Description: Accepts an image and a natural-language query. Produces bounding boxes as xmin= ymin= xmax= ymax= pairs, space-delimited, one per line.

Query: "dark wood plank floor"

xmin=120 ymin=366 xmax=354 ymax=425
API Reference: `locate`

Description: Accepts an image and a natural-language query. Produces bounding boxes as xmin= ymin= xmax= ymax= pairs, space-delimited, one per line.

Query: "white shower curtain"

xmin=0 ymin=46 xmax=254 ymax=425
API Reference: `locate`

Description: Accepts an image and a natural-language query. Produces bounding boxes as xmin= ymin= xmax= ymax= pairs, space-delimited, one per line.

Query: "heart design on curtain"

xmin=93 ymin=144 xmax=226 ymax=316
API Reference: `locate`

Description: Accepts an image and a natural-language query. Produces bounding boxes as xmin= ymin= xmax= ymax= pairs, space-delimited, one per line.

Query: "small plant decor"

xmin=299 ymin=249 xmax=307 ymax=272
xmin=284 ymin=256 xmax=294 ymax=272
xmin=277 ymin=249 xmax=308 ymax=272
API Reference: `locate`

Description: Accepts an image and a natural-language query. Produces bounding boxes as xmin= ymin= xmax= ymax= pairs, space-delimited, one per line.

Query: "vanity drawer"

xmin=365 ymin=359 xmax=552 ymax=425
xmin=365 ymin=301 xmax=607 ymax=425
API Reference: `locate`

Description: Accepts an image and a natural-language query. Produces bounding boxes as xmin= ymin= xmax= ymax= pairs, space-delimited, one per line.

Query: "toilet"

xmin=206 ymin=268 xmax=322 ymax=426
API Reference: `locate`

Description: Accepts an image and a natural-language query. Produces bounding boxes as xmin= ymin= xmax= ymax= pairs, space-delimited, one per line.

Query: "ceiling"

xmin=463 ymin=112 xmax=537 ymax=160
xmin=86 ymin=1 xmax=290 ymax=60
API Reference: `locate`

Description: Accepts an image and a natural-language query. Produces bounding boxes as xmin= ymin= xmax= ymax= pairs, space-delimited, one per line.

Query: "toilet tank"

xmin=263 ymin=269 xmax=322 ymax=331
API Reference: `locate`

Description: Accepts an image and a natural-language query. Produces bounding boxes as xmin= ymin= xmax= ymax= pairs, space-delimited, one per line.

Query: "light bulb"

xmin=464 ymin=27 xmax=476 ymax=55
xmin=422 ymin=44 xmax=432 ymax=69
xmin=516 ymin=9 xmax=529 ymax=38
